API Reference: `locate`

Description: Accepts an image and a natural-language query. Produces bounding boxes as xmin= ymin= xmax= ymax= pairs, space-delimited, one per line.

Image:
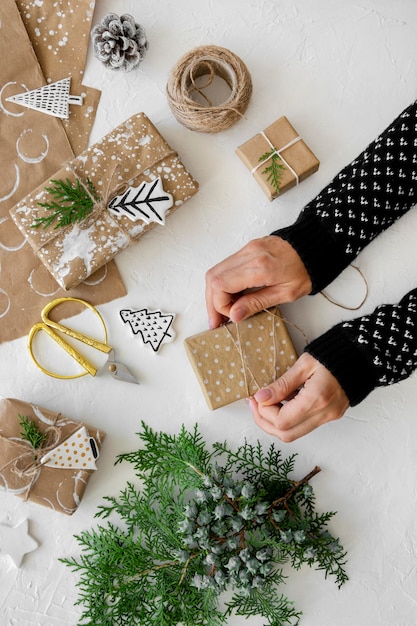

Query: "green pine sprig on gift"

xmin=31 ymin=177 xmax=101 ymax=230
xmin=61 ymin=422 xmax=348 ymax=626
xmin=259 ymin=149 xmax=286 ymax=194
xmin=18 ymin=414 xmax=47 ymax=450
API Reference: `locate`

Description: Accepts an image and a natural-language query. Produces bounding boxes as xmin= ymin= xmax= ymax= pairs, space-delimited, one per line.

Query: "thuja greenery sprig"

xmin=31 ymin=177 xmax=101 ymax=230
xmin=259 ymin=149 xmax=286 ymax=194
xmin=61 ymin=422 xmax=348 ymax=626
xmin=18 ymin=414 xmax=47 ymax=449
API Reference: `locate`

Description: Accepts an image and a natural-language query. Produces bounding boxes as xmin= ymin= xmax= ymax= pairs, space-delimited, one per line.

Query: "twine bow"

xmin=0 ymin=424 xmax=61 ymax=500
xmin=224 ymin=308 xmax=307 ymax=397
xmin=32 ymin=149 xmax=177 ymax=253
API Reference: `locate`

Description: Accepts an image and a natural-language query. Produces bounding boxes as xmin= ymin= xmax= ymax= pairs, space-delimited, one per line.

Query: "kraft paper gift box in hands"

xmin=0 ymin=398 xmax=105 ymax=515
xmin=10 ymin=113 xmax=199 ymax=290
xmin=236 ymin=116 xmax=319 ymax=201
xmin=184 ymin=308 xmax=298 ymax=410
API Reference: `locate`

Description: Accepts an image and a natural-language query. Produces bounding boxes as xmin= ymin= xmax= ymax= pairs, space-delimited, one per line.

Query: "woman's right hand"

xmin=205 ymin=235 xmax=312 ymax=328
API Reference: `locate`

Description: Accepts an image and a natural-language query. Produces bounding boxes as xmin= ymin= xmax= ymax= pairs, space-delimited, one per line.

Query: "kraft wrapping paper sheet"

xmin=15 ymin=0 xmax=102 ymax=155
xmin=0 ymin=0 xmax=126 ymax=344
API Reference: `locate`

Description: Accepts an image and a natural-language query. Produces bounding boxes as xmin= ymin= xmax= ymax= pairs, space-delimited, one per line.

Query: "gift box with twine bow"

xmin=184 ymin=308 xmax=298 ymax=410
xmin=10 ymin=113 xmax=199 ymax=290
xmin=235 ymin=116 xmax=319 ymax=201
xmin=0 ymin=398 xmax=105 ymax=515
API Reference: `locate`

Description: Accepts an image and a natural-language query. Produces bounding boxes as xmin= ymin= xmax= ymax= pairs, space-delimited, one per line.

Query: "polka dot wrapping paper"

xmin=9 ymin=112 xmax=199 ymax=290
xmin=0 ymin=398 xmax=105 ymax=515
xmin=184 ymin=308 xmax=298 ymax=410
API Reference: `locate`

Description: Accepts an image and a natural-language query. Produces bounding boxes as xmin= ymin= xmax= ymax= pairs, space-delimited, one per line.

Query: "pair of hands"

xmin=205 ymin=236 xmax=349 ymax=441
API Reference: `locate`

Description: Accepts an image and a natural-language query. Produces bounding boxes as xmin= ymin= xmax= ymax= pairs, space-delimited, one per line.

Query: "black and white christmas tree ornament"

xmin=120 ymin=308 xmax=176 ymax=353
xmin=108 ymin=177 xmax=173 ymax=225
xmin=6 ymin=77 xmax=83 ymax=119
xmin=91 ymin=13 xmax=149 ymax=72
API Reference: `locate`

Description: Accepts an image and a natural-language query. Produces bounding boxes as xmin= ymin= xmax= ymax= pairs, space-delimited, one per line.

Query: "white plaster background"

xmin=0 ymin=0 xmax=417 ymax=624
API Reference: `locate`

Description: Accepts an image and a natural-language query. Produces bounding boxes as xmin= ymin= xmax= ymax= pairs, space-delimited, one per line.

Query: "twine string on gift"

xmin=32 ymin=149 xmax=177 ymax=252
xmin=224 ymin=308 xmax=308 ymax=396
xmin=0 ymin=424 xmax=61 ymax=500
xmin=251 ymin=133 xmax=302 ymax=185
xmin=166 ymin=45 xmax=253 ymax=133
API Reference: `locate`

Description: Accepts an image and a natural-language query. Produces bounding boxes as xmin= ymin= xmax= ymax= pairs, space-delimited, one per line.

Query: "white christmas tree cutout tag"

xmin=108 ymin=177 xmax=174 ymax=225
xmin=40 ymin=426 xmax=99 ymax=470
xmin=120 ymin=308 xmax=176 ymax=353
xmin=6 ymin=77 xmax=83 ymax=119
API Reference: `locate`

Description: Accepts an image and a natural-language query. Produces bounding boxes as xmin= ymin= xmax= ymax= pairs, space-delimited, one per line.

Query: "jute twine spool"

xmin=166 ymin=45 xmax=252 ymax=133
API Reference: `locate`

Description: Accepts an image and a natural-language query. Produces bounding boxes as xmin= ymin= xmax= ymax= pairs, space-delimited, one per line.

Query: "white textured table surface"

xmin=1 ymin=1 xmax=417 ymax=624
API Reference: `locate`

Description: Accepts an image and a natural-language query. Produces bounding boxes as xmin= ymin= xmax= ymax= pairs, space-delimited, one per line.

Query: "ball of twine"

xmin=166 ymin=45 xmax=252 ymax=133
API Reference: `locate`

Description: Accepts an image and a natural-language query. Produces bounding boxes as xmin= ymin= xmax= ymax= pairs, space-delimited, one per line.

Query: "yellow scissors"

xmin=28 ymin=297 xmax=139 ymax=383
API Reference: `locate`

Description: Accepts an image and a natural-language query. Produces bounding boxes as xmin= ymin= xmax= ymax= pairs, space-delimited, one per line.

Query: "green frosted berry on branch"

xmin=184 ymin=503 xmax=198 ymax=518
xmin=239 ymin=547 xmax=252 ymax=562
xmin=197 ymin=510 xmax=212 ymax=526
xmin=294 ymin=530 xmax=306 ymax=544
xmin=272 ymin=508 xmax=287 ymax=523
xmin=280 ymin=530 xmax=293 ymax=543
xmin=241 ymin=483 xmax=256 ymax=499
xmin=225 ymin=556 xmax=241 ymax=573
xmin=256 ymin=547 xmax=273 ymax=561
xmin=214 ymin=502 xmax=234 ymax=519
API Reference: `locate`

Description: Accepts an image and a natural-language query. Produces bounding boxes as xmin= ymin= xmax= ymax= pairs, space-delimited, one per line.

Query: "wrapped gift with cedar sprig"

xmin=235 ymin=116 xmax=319 ymax=201
xmin=0 ymin=398 xmax=105 ymax=515
xmin=9 ymin=113 xmax=199 ymax=290
xmin=184 ymin=308 xmax=298 ymax=410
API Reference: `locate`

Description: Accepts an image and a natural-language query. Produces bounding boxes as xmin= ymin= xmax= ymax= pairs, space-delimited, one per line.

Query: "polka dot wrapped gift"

xmin=0 ymin=398 xmax=105 ymax=515
xmin=184 ymin=308 xmax=298 ymax=410
xmin=9 ymin=113 xmax=199 ymax=290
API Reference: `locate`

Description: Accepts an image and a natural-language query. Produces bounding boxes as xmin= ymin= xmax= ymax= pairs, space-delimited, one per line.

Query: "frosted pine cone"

xmin=91 ymin=13 xmax=148 ymax=72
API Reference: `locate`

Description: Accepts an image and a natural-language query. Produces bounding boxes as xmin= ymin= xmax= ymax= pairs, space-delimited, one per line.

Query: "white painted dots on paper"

xmin=186 ymin=310 xmax=298 ymax=409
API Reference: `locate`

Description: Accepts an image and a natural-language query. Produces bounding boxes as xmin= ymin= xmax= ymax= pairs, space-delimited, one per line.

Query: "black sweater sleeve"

xmin=305 ymin=289 xmax=417 ymax=405
xmin=273 ymin=100 xmax=417 ymax=294
xmin=271 ymin=100 xmax=417 ymax=405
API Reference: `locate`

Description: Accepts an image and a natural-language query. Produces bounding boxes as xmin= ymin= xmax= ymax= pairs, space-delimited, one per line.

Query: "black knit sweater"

xmin=273 ymin=100 xmax=417 ymax=405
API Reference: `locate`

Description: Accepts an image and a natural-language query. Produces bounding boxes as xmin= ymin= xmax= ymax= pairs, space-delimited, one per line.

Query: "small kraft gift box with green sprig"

xmin=236 ymin=115 xmax=320 ymax=200
xmin=9 ymin=112 xmax=199 ymax=290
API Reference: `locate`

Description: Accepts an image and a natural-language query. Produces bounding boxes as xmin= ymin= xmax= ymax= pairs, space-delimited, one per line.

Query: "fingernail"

xmin=231 ymin=306 xmax=247 ymax=322
xmin=254 ymin=388 xmax=272 ymax=403
xmin=208 ymin=317 xmax=215 ymax=329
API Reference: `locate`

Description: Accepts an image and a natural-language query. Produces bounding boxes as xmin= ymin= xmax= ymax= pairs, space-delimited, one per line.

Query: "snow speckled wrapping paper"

xmin=15 ymin=0 xmax=101 ymax=155
xmin=10 ymin=112 xmax=199 ymax=290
